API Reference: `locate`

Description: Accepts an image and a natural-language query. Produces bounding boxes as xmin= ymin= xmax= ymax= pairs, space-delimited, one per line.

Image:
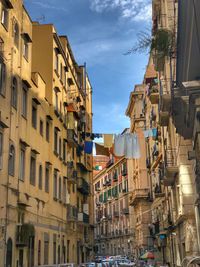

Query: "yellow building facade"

xmin=0 ymin=1 xmax=93 ymax=266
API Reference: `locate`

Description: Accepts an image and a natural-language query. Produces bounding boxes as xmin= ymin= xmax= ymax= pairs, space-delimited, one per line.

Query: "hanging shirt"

xmin=103 ymin=134 xmax=114 ymax=148
xmin=152 ymin=128 xmax=157 ymax=137
xmin=84 ymin=141 xmax=93 ymax=154
xmin=114 ymin=134 xmax=125 ymax=157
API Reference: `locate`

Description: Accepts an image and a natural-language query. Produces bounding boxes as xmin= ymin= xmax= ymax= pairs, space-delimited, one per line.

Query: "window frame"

xmin=30 ymin=152 xmax=36 ymax=186
xmin=21 ymin=83 xmax=28 ymax=118
xmin=45 ymin=164 xmax=49 ymax=193
xmin=11 ymin=76 xmax=18 ymax=109
xmin=39 ymin=119 xmax=43 ymax=137
xmin=0 ymin=58 xmax=6 ymax=96
xmin=19 ymin=146 xmax=25 ymax=181
xmin=38 ymin=164 xmax=43 ymax=190
xmin=8 ymin=144 xmax=15 ymax=176
xmin=1 ymin=6 xmax=9 ymax=30
xmin=32 ymin=102 xmax=37 ymax=129
xmin=13 ymin=22 xmax=19 ymax=48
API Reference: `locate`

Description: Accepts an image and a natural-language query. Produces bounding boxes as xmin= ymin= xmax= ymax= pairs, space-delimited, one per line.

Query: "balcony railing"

xmin=67 ymin=205 xmax=78 ymax=221
xmin=113 ymin=211 xmax=119 ymax=217
xmin=77 ymin=177 xmax=90 ymax=195
xmin=67 ymin=166 xmax=77 ymax=184
xmin=163 ymin=148 xmax=179 ymax=186
xmin=67 ymin=129 xmax=78 ymax=147
xmin=129 ymin=188 xmax=150 ymax=206
xmin=121 ymin=208 xmax=129 ymax=215
xmin=16 ymin=223 xmax=35 ymax=247
xmin=78 ymin=212 xmax=89 ymax=224
xmin=149 ymin=85 xmax=159 ymax=104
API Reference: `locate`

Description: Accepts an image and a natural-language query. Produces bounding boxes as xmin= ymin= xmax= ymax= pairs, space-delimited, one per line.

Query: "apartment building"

xmin=0 ymin=1 xmax=93 ymax=266
xmin=125 ymin=85 xmax=152 ymax=258
xmin=93 ymin=156 xmax=135 ymax=257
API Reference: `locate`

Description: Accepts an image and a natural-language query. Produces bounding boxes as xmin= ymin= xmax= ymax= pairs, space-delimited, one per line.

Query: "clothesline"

xmin=83 ymin=128 xmax=158 ymax=159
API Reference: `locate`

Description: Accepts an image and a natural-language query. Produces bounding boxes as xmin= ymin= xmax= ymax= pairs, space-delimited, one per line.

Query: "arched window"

xmin=14 ymin=22 xmax=19 ymax=47
xmin=8 ymin=144 xmax=15 ymax=176
xmin=11 ymin=77 xmax=17 ymax=108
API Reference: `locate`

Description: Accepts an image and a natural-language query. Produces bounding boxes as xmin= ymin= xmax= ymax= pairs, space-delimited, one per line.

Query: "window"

xmin=54 ymin=50 xmax=59 ymax=73
xmin=60 ymin=63 xmax=63 ymax=81
xmin=53 ymin=169 xmax=58 ymax=199
xmin=0 ymin=59 xmax=6 ymax=96
xmin=30 ymin=153 xmax=36 ymax=186
xmin=54 ymin=90 xmax=59 ymax=112
xmin=63 ymin=178 xmax=66 ymax=203
xmin=38 ymin=240 xmax=41 ymax=266
xmin=1 ymin=7 xmax=8 ymax=29
xmin=44 ymin=234 xmax=49 ymax=265
xmin=53 ymin=234 xmax=57 ymax=264
xmin=58 ymin=176 xmax=62 ymax=200
xmin=40 ymin=120 xmax=43 ymax=136
xmin=21 ymin=84 xmax=27 ymax=117
xmin=8 ymin=144 xmax=15 ymax=176
xmin=54 ymin=128 xmax=58 ymax=154
xmin=38 ymin=165 xmax=42 ymax=190
xmin=46 ymin=120 xmax=50 ymax=142
xmin=0 ymin=131 xmax=3 ymax=169
xmin=19 ymin=147 xmax=25 ymax=181
xmin=45 ymin=164 xmax=49 ymax=193
xmin=11 ymin=77 xmax=17 ymax=108
xmin=59 ymin=137 xmax=62 ymax=157
xmin=32 ymin=103 xmax=37 ymax=129
xmin=14 ymin=22 xmax=19 ymax=47
xmin=23 ymin=40 xmax=28 ymax=60
xmin=63 ymin=140 xmax=66 ymax=162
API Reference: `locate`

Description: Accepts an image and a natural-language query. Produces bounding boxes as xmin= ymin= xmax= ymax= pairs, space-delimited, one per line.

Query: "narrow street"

xmin=0 ymin=0 xmax=200 ymax=267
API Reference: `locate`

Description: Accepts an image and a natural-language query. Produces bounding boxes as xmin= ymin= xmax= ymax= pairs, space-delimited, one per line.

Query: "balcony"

xmin=122 ymin=168 xmax=128 ymax=176
xmin=107 ymin=214 xmax=112 ymax=220
xmin=163 ymin=148 xmax=179 ymax=186
xmin=77 ymin=177 xmax=90 ymax=195
xmin=16 ymin=223 xmax=35 ymax=247
xmin=149 ymin=86 xmax=159 ymax=104
xmin=67 ymin=129 xmax=78 ymax=147
xmin=159 ymin=111 xmax=169 ymax=126
xmin=113 ymin=173 xmax=118 ymax=182
xmin=78 ymin=212 xmax=89 ymax=224
xmin=122 ymin=208 xmax=129 ymax=215
xmin=129 ymin=188 xmax=150 ymax=206
xmin=113 ymin=211 xmax=119 ymax=217
xmin=67 ymin=205 xmax=78 ymax=221
xmin=67 ymin=166 xmax=77 ymax=184
xmin=160 ymin=94 xmax=171 ymax=112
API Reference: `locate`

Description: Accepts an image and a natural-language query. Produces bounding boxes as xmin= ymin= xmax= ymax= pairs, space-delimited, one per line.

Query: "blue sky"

xmin=24 ymin=0 xmax=151 ymax=134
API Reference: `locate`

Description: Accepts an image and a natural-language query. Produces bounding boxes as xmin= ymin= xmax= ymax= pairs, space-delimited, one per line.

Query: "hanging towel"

xmin=95 ymin=143 xmax=110 ymax=156
xmin=132 ymin=133 xmax=141 ymax=159
xmin=148 ymin=129 xmax=153 ymax=137
xmin=103 ymin=134 xmax=114 ymax=148
xmin=152 ymin=128 xmax=157 ymax=137
xmin=114 ymin=134 xmax=125 ymax=157
xmin=84 ymin=141 xmax=93 ymax=154
xmin=143 ymin=130 xmax=149 ymax=138
xmin=124 ymin=133 xmax=140 ymax=159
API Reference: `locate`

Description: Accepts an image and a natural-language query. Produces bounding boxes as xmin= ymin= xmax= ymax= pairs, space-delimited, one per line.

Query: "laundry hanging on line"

xmin=84 ymin=141 xmax=93 ymax=154
xmin=114 ymin=133 xmax=141 ymax=159
xmin=103 ymin=134 xmax=114 ymax=148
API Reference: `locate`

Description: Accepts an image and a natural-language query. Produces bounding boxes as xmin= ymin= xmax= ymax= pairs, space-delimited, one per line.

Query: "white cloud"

xmin=89 ymin=0 xmax=152 ymax=22
xmin=28 ymin=0 xmax=68 ymax=12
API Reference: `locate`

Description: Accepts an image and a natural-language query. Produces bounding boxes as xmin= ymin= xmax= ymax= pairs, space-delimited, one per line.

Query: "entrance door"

xmin=19 ymin=250 xmax=24 ymax=267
